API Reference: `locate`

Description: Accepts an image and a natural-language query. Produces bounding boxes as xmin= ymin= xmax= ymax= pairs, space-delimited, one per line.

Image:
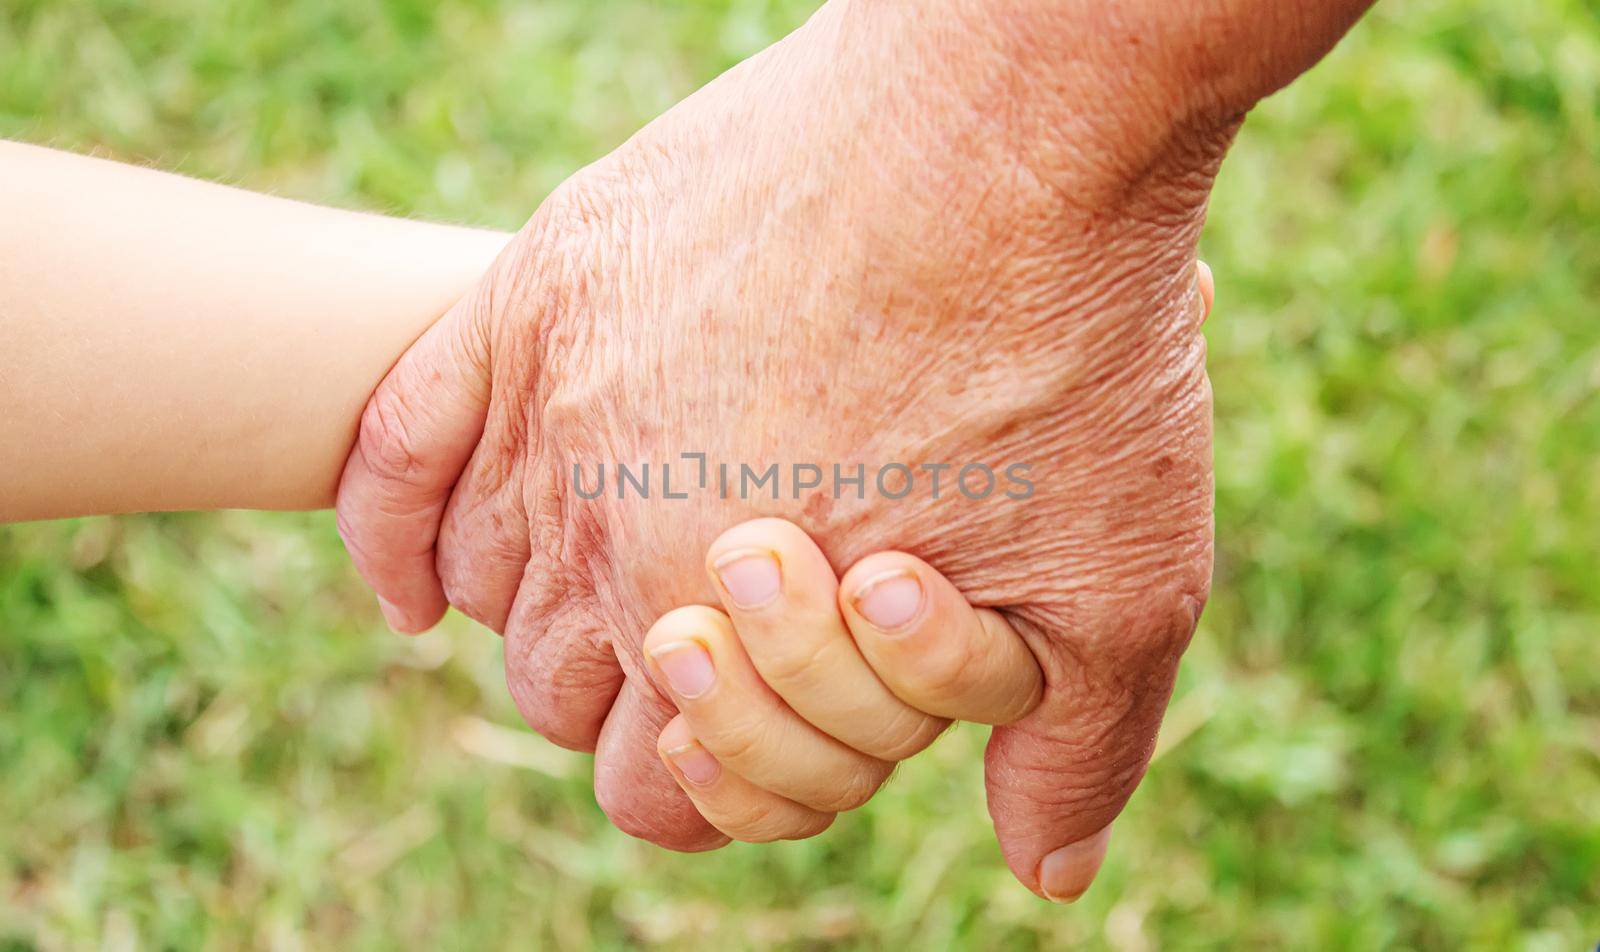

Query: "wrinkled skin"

xmin=337 ymin=0 xmax=1370 ymax=897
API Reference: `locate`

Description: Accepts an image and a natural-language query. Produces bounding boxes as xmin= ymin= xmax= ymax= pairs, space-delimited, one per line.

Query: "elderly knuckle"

xmin=502 ymin=626 xmax=618 ymax=754
xmin=536 ymin=175 xmax=615 ymax=236
xmin=504 ymin=670 xmax=591 ymax=752
xmin=526 ymin=170 xmax=633 ymax=276
xmin=593 ymin=781 xmax=714 ymax=852
xmin=511 ymin=700 xmax=594 ymax=754
xmin=1126 ymin=586 xmax=1206 ymax=669
xmin=333 ymin=508 xmax=373 ymax=562
xmin=438 ymin=565 xmax=497 ymax=631
xmin=1014 ymin=765 xmax=1132 ymax=821
xmin=357 ymin=387 xmax=427 ymax=489
xmin=1000 ymin=726 xmax=1147 ymax=817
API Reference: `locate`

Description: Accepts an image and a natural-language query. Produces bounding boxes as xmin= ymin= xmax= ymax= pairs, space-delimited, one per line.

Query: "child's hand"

xmin=645 ymin=518 xmax=1044 ymax=843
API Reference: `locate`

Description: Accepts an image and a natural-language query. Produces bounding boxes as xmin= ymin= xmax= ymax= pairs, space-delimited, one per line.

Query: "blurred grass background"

xmin=1 ymin=0 xmax=1597 ymax=947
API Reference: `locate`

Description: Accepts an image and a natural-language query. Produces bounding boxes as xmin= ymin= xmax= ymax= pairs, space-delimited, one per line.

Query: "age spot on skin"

xmin=801 ymin=490 xmax=834 ymax=525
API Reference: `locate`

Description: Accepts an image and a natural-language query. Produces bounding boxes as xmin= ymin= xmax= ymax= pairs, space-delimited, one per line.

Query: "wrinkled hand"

xmin=336 ymin=0 xmax=1341 ymax=899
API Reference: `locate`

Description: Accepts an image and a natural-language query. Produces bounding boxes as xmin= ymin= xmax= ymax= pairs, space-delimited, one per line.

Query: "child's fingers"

xmin=839 ymin=553 xmax=1044 ymax=725
xmin=656 ymin=715 xmax=835 ymax=843
xmin=643 ymin=605 xmax=893 ymax=813
xmin=1197 ymin=259 xmax=1215 ymax=320
xmin=704 ymin=519 xmax=948 ymax=762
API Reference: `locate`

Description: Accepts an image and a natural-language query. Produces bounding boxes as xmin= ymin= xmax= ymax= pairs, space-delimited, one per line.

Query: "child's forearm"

xmin=0 ymin=141 xmax=510 ymax=522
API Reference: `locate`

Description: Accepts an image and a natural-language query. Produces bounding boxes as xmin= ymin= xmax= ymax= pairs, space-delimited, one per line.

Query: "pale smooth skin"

xmin=646 ymin=518 xmax=1048 ymax=843
xmin=0 ymin=140 xmax=510 ymax=521
xmin=336 ymin=0 xmax=1375 ymax=901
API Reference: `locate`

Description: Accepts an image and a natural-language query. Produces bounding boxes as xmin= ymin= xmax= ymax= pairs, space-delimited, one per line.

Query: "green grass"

xmin=2 ymin=0 xmax=1598 ymax=947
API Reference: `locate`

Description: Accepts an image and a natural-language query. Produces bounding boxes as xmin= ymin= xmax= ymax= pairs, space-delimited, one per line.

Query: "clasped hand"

xmin=337 ymin=0 xmax=1226 ymax=902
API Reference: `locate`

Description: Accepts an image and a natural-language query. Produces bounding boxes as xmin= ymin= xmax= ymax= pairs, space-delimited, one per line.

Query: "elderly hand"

xmin=336 ymin=0 xmax=1367 ymax=900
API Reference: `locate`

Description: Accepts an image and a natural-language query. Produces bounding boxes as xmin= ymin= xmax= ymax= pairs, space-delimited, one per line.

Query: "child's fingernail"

xmin=1037 ymin=826 xmax=1113 ymax=903
xmin=851 ymin=570 xmax=924 ymax=632
xmin=650 ymin=640 xmax=717 ymax=698
xmin=714 ymin=550 xmax=781 ymax=609
xmin=663 ymin=741 xmax=722 ymax=786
